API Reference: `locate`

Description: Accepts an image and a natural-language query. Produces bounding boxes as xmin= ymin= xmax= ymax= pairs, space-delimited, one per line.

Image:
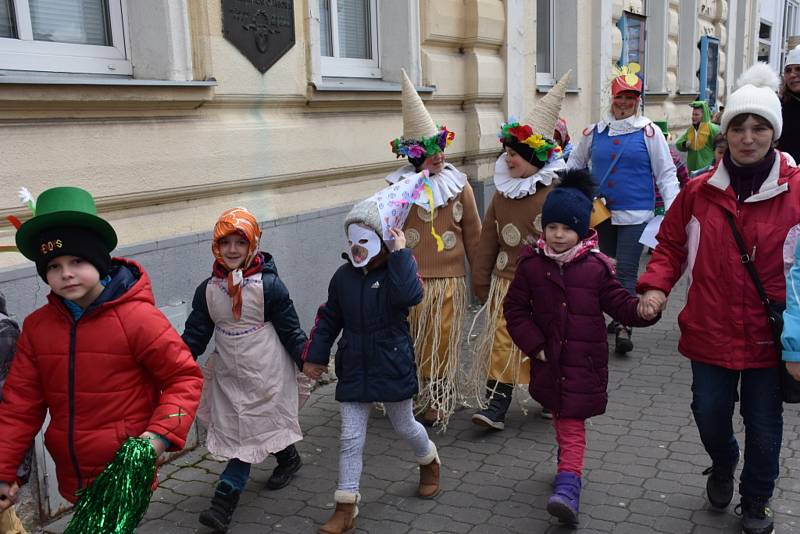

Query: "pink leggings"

xmin=553 ymin=417 xmax=586 ymax=476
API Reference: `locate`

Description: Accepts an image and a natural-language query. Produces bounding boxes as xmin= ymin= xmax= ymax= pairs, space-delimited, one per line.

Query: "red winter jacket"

xmin=638 ymin=151 xmax=800 ymax=370
xmin=0 ymin=259 xmax=203 ymax=502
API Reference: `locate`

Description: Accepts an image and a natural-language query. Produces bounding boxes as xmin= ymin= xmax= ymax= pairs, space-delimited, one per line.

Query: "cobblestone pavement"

xmin=45 ymin=276 xmax=800 ymax=533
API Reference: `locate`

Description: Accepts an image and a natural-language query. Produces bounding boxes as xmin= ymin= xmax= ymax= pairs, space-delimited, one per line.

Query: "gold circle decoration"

xmin=406 ymin=228 xmax=421 ymax=248
xmin=452 ymin=201 xmax=464 ymax=223
xmin=442 ymin=231 xmax=457 ymax=250
xmin=501 ymin=223 xmax=521 ymax=247
xmin=417 ymin=205 xmax=436 ymax=222
xmin=496 ymin=251 xmax=509 ymax=271
xmin=533 ymin=213 xmax=543 ymax=235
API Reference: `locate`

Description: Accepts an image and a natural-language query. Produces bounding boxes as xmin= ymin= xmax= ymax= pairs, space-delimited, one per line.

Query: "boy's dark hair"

xmin=712 ymin=133 xmax=727 ymax=149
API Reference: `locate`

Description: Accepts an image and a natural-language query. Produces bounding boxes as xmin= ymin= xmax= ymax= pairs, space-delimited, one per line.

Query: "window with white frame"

xmin=758 ymin=21 xmax=772 ymax=63
xmin=318 ymin=0 xmax=380 ymax=78
xmin=0 ymin=0 xmax=130 ymax=75
xmin=536 ymin=0 xmax=554 ymax=86
xmin=783 ymin=1 xmax=799 ymax=66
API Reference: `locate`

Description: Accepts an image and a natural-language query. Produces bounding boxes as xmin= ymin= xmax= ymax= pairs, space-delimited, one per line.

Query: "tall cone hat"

xmin=526 ymin=70 xmax=572 ymax=136
xmin=401 ymin=68 xmax=438 ymax=140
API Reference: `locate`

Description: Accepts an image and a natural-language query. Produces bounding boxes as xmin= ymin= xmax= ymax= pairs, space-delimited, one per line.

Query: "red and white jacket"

xmin=638 ymin=151 xmax=800 ymax=370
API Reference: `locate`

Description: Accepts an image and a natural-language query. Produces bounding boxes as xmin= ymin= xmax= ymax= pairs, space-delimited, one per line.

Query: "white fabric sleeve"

xmin=645 ymin=125 xmax=680 ymax=210
xmin=565 ymin=127 xmax=593 ymax=171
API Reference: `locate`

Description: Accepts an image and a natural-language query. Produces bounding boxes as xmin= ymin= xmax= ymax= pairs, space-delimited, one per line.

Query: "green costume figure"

xmin=675 ymin=100 xmax=719 ymax=171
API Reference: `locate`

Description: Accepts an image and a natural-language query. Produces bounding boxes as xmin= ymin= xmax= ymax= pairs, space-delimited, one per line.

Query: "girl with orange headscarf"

xmin=182 ymin=207 xmax=309 ymax=532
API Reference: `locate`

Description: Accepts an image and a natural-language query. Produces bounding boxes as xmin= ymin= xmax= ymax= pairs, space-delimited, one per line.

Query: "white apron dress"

xmin=197 ymin=273 xmax=303 ymax=463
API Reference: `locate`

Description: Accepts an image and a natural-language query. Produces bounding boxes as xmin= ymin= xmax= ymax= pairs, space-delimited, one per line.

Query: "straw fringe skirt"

xmin=468 ymin=274 xmax=530 ymax=408
xmin=409 ymin=276 xmax=467 ymax=430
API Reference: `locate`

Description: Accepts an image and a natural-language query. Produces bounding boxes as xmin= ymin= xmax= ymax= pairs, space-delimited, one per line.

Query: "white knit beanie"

xmin=720 ymin=63 xmax=782 ymax=140
xmin=785 ymin=44 xmax=800 ymax=68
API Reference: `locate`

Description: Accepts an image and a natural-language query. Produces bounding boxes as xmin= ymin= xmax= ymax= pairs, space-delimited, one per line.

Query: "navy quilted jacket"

xmin=303 ymin=249 xmax=423 ymax=402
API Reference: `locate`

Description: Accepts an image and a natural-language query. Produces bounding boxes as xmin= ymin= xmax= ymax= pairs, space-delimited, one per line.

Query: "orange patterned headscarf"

xmin=212 ymin=207 xmax=262 ymax=270
xmin=212 ymin=207 xmax=262 ymax=320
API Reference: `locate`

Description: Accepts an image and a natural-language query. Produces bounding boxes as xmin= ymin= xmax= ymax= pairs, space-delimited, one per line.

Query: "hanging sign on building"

xmin=222 ymin=0 xmax=295 ymax=73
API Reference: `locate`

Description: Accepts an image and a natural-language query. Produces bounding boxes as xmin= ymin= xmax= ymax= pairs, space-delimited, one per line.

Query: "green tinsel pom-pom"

xmin=64 ymin=437 xmax=157 ymax=534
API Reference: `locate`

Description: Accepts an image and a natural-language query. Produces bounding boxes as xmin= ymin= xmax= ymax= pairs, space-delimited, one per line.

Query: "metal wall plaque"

xmin=222 ymin=0 xmax=295 ymax=73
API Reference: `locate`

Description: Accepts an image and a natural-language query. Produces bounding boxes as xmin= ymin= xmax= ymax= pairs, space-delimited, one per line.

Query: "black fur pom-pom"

xmin=555 ymin=169 xmax=595 ymax=200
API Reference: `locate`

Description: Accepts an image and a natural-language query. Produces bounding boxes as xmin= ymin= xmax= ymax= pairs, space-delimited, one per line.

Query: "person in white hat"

xmin=303 ymin=172 xmax=442 ymax=534
xmin=566 ymin=62 xmax=679 ymax=355
xmin=777 ymin=44 xmax=800 ymax=162
xmin=385 ymin=70 xmax=482 ymax=429
xmin=639 ymin=62 xmax=800 ymax=534
xmin=466 ymin=71 xmax=570 ymax=429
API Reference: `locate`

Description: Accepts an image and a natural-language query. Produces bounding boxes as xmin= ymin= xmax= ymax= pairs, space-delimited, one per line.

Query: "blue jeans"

xmin=690 ymin=360 xmax=783 ymax=499
xmin=220 ymin=458 xmax=251 ymax=491
xmin=596 ymin=220 xmax=647 ymax=297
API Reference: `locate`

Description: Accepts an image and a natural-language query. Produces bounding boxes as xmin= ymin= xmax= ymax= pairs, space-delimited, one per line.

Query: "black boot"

xmin=266 ymin=444 xmax=302 ymax=490
xmin=614 ymin=324 xmax=633 ymax=354
xmin=471 ymin=381 xmax=513 ymax=430
xmin=702 ymin=457 xmax=738 ymax=509
xmin=737 ymin=496 xmax=774 ymax=534
xmin=199 ymin=481 xmax=240 ymax=532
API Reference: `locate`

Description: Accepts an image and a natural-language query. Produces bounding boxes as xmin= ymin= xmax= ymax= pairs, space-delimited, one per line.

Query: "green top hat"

xmin=653 ymin=120 xmax=669 ymax=138
xmin=15 ymin=187 xmax=117 ymax=260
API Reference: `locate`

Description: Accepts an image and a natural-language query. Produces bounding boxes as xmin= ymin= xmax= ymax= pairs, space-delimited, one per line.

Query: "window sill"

xmin=0 ymin=73 xmax=216 ymax=117
xmin=536 ymin=85 xmax=580 ymax=94
xmin=0 ymin=71 xmax=217 ymax=87
xmin=313 ymin=77 xmax=435 ymax=93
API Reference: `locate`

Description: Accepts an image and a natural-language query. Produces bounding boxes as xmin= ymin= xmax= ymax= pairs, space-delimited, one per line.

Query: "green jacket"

xmin=675 ymin=101 xmax=719 ymax=171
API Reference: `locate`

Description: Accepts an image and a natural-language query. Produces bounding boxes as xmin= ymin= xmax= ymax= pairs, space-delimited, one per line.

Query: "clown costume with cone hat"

xmin=385 ymin=68 xmax=482 ymax=430
xmin=468 ymin=71 xmax=570 ymax=430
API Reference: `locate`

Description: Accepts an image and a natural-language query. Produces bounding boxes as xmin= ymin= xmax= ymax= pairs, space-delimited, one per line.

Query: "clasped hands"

xmin=637 ymin=289 xmax=667 ymax=321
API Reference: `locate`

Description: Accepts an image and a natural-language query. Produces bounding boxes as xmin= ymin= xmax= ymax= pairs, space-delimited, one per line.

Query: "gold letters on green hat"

xmin=15 ymin=187 xmax=117 ymax=260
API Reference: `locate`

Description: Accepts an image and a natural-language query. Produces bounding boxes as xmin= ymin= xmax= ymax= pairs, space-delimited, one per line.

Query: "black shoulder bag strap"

xmin=723 ymin=211 xmax=771 ymax=309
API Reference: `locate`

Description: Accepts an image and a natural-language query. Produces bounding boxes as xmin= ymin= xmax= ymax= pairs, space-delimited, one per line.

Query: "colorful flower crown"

xmin=498 ymin=121 xmax=563 ymax=164
xmin=390 ymin=125 xmax=455 ymax=159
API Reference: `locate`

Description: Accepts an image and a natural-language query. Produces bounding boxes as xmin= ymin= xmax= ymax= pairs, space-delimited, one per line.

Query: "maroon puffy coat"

xmin=504 ymin=241 xmax=656 ymax=418
xmin=0 ymin=259 xmax=203 ymax=502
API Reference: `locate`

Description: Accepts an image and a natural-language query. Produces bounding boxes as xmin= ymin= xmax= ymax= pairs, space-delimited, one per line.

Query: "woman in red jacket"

xmin=0 ymin=187 xmax=203 ymax=509
xmin=638 ymin=64 xmax=800 ymax=534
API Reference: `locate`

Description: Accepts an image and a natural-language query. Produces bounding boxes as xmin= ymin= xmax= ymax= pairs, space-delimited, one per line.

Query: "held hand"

xmin=637 ymin=299 xmax=659 ymax=321
xmin=642 ymin=290 xmax=668 ymax=313
xmin=389 ymin=227 xmax=406 ymax=251
xmin=786 ymin=362 xmax=800 ymax=382
xmin=139 ymin=431 xmax=168 ymax=456
xmin=0 ymin=481 xmax=19 ymax=511
xmin=303 ymin=362 xmax=327 ymax=380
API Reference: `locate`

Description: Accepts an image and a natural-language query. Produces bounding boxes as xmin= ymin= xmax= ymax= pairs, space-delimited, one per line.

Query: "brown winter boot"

xmin=418 ymin=441 xmax=441 ymax=499
xmin=318 ymin=491 xmax=359 ymax=534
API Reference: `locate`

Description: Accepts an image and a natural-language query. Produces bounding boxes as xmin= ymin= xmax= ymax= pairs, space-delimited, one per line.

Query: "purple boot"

xmin=547 ymin=472 xmax=581 ymax=524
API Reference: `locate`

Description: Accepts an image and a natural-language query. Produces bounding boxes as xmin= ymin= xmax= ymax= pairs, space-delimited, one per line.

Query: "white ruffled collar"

xmin=595 ymin=115 xmax=652 ymax=137
xmin=493 ymin=153 xmax=566 ymax=199
xmin=385 ymin=163 xmax=467 ymax=208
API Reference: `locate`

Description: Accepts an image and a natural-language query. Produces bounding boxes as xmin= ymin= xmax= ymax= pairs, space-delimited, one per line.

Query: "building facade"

xmin=0 ymin=0 xmax=758 ymax=527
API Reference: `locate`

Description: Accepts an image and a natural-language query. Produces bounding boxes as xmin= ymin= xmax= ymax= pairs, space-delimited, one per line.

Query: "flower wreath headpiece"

xmin=498 ymin=121 xmax=563 ymax=164
xmin=390 ymin=125 xmax=455 ymax=159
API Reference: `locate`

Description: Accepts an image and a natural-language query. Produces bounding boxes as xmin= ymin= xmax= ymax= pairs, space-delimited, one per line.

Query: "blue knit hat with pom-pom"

xmin=541 ymin=169 xmax=594 ymax=238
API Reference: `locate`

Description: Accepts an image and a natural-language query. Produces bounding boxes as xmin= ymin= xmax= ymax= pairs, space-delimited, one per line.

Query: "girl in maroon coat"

xmin=503 ymin=170 xmax=657 ymax=525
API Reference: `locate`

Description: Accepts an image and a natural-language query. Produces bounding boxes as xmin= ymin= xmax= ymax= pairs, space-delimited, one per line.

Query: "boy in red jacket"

xmin=0 ymin=187 xmax=203 ymax=510
xmin=503 ymin=170 xmax=657 ymax=525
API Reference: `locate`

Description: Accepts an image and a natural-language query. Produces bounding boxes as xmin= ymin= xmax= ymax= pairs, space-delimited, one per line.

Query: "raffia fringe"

xmin=410 ymin=276 xmax=468 ymax=432
xmin=466 ymin=275 xmax=528 ymax=413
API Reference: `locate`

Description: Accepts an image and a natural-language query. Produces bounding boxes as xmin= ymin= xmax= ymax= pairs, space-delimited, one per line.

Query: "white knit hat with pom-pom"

xmin=720 ymin=62 xmax=782 ymax=139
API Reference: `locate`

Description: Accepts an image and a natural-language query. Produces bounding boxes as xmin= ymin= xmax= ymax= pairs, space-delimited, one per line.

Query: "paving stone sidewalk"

xmin=45 ymin=276 xmax=800 ymax=533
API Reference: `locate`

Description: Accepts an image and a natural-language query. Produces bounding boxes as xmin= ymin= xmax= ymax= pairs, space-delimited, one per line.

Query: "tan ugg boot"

xmin=318 ymin=491 xmax=359 ymax=534
xmin=417 ymin=441 xmax=441 ymax=499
